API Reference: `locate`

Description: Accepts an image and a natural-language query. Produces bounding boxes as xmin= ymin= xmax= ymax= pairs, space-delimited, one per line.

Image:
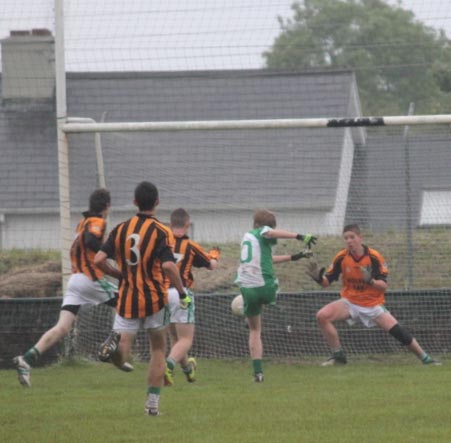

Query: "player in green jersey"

xmin=235 ymin=209 xmax=317 ymax=382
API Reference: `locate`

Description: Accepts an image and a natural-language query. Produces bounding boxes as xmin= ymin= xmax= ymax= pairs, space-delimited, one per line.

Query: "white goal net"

xmin=65 ymin=114 xmax=451 ymax=361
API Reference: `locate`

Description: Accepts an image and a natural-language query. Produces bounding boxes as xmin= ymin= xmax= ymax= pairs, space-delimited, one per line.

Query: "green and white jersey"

xmin=235 ymin=226 xmax=277 ymax=288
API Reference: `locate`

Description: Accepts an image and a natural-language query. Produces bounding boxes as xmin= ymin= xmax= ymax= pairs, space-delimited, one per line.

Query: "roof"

xmin=351 ymin=128 xmax=451 ymax=230
xmin=0 ymin=69 xmax=358 ymax=213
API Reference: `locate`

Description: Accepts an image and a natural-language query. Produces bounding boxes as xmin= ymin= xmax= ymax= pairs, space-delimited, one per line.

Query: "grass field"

xmin=2 ymin=357 xmax=451 ymax=443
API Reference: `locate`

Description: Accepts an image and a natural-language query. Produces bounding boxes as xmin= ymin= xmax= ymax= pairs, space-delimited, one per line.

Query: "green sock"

xmin=24 ymin=347 xmax=40 ymax=365
xmin=147 ymin=386 xmax=161 ymax=395
xmin=166 ymin=357 xmax=176 ymax=371
xmin=421 ymin=354 xmax=432 ymax=363
xmin=252 ymin=359 xmax=263 ymax=375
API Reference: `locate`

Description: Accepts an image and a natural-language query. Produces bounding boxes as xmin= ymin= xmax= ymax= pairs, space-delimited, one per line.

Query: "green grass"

xmin=2 ymin=358 xmax=451 ymax=442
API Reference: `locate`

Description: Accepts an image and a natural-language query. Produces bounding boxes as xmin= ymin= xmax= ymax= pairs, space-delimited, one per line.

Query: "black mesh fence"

xmin=2 ymin=290 xmax=451 ymax=369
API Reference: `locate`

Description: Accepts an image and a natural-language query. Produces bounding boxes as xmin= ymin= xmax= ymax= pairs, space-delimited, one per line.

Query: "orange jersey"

xmin=101 ymin=213 xmax=175 ymax=319
xmin=325 ymin=245 xmax=388 ymax=307
xmin=71 ymin=213 xmax=107 ymax=281
xmin=173 ymin=236 xmax=211 ymax=289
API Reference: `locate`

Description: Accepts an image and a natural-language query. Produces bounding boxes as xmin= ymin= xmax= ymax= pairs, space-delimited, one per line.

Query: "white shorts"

xmin=168 ymin=287 xmax=195 ymax=324
xmin=62 ymin=273 xmax=117 ymax=307
xmin=113 ymin=306 xmax=170 ymax=332
xmin=342 ymin=298 xmax=388 ymax=328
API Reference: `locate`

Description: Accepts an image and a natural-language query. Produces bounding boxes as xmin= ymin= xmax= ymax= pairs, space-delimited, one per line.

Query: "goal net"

xmin=64 ymin=112 xmax=451 ymax=362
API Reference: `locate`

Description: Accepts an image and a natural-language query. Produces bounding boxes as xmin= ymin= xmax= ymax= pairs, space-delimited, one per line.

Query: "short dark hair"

xmin=253 ymin=209 xmax=276 ymax=229
xmin=343 ymin=223 xmax=361 ymax=235
xmin=135 ymin=181 xmax=159 ymax=211
xmin=89 ymin=188 xmax=111 ymax=213
xmin=170 ymin=208 xmax=190 ymax=228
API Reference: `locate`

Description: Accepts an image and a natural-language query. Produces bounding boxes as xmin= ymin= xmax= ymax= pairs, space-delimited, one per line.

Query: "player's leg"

xmin=144 ymin=306 xmax=170 ymax=416
xmin=13 ymin=307 xmax=77 ymax=387
xmin=145 ymin=327 xmax=168 ymax=416
xmin=247 ymin=314 xmax=264 ymax=382
xmin=316 ymin=299 xmax=350 ymax=365
xmin=165 ymin=323 xmax=196 ymax=384
xmin=97 ymin=283 xmax=134 ymax=369
xmin=164 ymin=287 xmax=196 ymax=385
xmin=163 ymin=324 xmax=178 ymax=386
xmin=241 ymin=286 xmax=266 ymax=381
xmin=176 ymin=324 xmax=196 ymax=382
xmin=98 ymin=328 xmax=122 ymax=363
xmin=104 ymin=313 xmax=137 ymax=372
xmin=375 ymin=312 xmax=441 ymax=365
xmin=110 ymin=332 xmax=135 ymax=371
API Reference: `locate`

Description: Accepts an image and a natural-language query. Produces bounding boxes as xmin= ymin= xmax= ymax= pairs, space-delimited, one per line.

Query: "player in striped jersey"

xmin=306 ymin=223 xmax=440 ymax=366
xmin=235 ymin=209 xmax=317 ymax=382
xmin=94 ymin=181 xmax=189 ymax=416
xmin=13 ymin=189 xmax=118 ymax=387
xmin=164 ymin=208 xmax=220 ymax=386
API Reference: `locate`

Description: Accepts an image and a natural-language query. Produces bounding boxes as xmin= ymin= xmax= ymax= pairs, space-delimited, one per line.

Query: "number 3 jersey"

xmin=235 ymin=226 xmax=277 ymax=289
xmin=100 ymin=213 xmax=176 ymax=318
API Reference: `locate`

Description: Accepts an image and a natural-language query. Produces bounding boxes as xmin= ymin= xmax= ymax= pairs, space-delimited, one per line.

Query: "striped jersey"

xmin=325 ymin=245 xmax=388 ymax=307
xmin=101 ymin=213 xmax=175 ymax=319
xmin=235 ymin=226 xmax=277 ymax=288
xmin=173 ymin=236 xmax=211 ymax=289
xmin=71 ymin=212 xmax=107 ymax=281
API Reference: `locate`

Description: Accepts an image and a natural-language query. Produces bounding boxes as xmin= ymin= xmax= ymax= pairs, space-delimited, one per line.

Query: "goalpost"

xmin=60 ymin=113 xmax=451 ymax=361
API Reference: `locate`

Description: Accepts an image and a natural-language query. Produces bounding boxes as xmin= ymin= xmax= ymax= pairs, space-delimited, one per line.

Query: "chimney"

xmin=1 ymin=29 xmax=55 ymax=100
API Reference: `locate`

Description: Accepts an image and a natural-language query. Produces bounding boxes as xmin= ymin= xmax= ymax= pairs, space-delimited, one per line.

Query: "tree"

xmin=264 ymin=0 xmax=451 ymax=115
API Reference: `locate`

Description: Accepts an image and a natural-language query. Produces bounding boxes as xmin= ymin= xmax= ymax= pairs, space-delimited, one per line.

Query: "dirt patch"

xmin=0 ymin=256 xmax=238 ymax=298
xmin=0 ymin=261 xmax=62 ymax=298
xmin=193 ymin=255 xmax=238 ymax=293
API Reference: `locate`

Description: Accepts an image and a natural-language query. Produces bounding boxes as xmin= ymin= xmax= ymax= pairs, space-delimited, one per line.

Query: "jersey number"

xmin=126 ymin=233 xmax=140 ymax=266
xmin=240 ymin=241 xmax=253 ymax=264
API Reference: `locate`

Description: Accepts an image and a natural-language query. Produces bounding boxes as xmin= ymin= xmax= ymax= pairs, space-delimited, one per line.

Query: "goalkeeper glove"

xmin=208 ymin=246 xmax=221 ymax=261
xmin=179 ymin=289 xmax=193 ymax=309
xmin=359 ymin=266 xmax=373 ymax=284
xmin=296 ymin=234 xmax=317 ymax=248
xmin=291 ymin=250 xmax=313 ymax=261
xmin=305 ymin=261 xmax=325 ymax=284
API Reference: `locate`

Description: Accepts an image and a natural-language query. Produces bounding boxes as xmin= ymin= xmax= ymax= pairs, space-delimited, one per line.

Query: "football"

xmin=231 ymin=294 xmax=244 ymax=317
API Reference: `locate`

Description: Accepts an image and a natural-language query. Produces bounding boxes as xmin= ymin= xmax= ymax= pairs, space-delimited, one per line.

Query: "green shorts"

xmin=240 ymin=283 xmax=278 ymax=317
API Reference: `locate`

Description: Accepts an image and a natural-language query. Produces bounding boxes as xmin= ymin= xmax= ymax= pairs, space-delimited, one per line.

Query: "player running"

xmin=163 ymin=207 xmax=220 ymax=386
xmin=13 ymin=189 xmax=118 ymax=387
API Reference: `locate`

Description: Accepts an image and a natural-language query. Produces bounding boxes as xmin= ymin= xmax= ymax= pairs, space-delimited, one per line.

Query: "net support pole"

xmin=67 ymin=117 xmax=107 ymax=188
xmin=55 ymin=0 xmax=72 ymax=291
xmin=403 ymin=103 xmax=415 ymax=289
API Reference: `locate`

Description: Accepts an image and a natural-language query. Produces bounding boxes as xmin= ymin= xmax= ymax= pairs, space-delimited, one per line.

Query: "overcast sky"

xmin=1 ymin=0 xmax=451 ymax=71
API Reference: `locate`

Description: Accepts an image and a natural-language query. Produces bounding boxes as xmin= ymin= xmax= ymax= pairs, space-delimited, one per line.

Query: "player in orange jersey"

xmin=163 ymin=207 xmax=220 ymax=386
xmin=306 ymin=223 xmax=440 ymax=366
xmin=13 ymin=189 xmax=117 ymax=387
xmin=94 ymin=181 xmax=189 ymax=416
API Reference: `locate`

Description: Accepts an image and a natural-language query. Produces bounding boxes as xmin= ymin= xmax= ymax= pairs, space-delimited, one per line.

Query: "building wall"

xmin=0 ymin=205 xmax=349 ymax=250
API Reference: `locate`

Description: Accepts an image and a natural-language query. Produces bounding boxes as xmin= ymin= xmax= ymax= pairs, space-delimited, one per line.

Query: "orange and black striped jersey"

xmin=101 ymin=213 xmax=175 ymax=319
xmin=70 ymin=212 xmax=107 ymax=281
xmin=325 ymin=245 xmax=388 ymax=307
xmin=173 ymin=236 xmax=212 ymax=289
